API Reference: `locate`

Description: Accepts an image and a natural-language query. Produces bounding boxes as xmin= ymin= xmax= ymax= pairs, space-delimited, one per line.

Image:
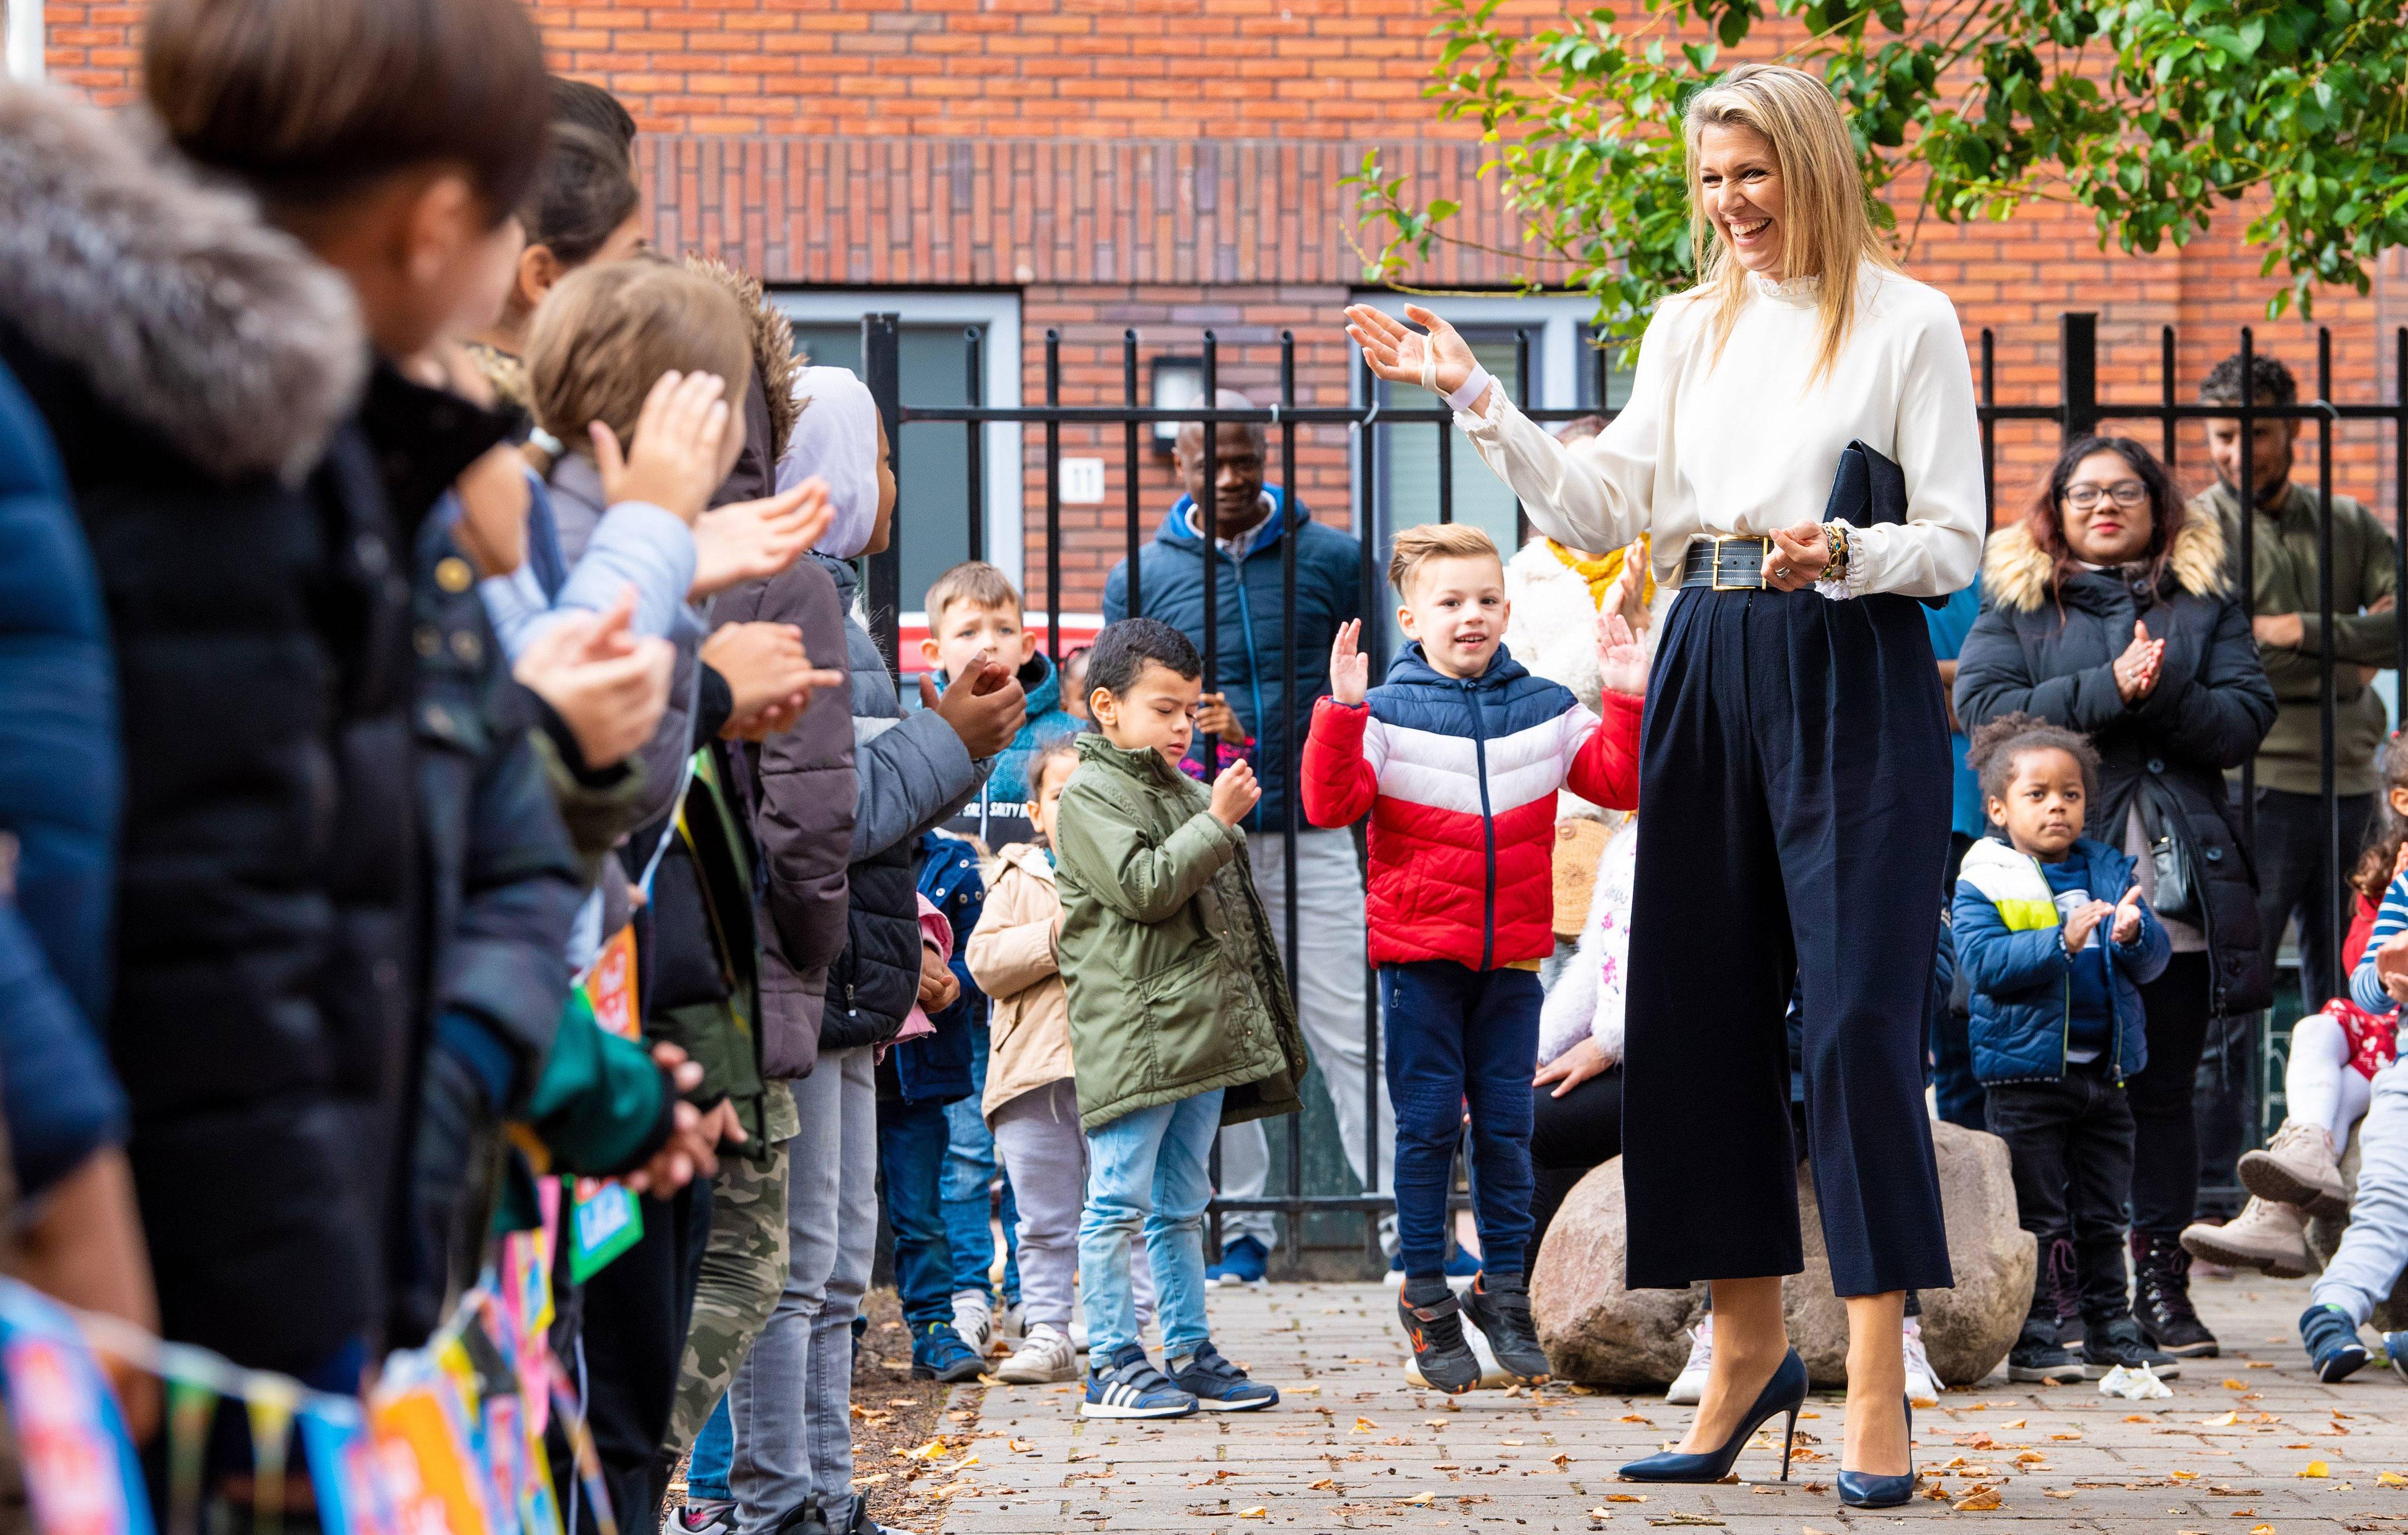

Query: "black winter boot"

xmin=2131 ymin=1231 xmax=2220 ymax=1358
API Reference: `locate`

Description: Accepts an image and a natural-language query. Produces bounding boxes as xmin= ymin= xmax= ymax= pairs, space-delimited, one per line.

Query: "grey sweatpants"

xmin=2311 ymin=1055 xmax=2408 ymax=1327
xmin=991 ymin=1080 xmax=1084 ymax=1330
xmin=729 ymin=1046 xmax=877 ymax=1533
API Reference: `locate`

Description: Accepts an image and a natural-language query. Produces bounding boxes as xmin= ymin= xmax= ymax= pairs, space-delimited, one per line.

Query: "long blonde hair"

xmin=1684 ymin=63 xmax=1895 ymax=383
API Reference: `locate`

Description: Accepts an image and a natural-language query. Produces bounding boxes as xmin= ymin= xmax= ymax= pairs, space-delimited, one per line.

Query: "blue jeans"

xmin=689 ymin=1395 xmax=733 ymax=1501
xmin=1382 ymin=960 xmax=1541 ymax=1280
xmin=1077 ymin=1088 xmax=1222 ymax=1361
xmin=877 ymin=1096 xmax=957 ymax=1328
xmin=944 ymin=1024 xmax=1021 ymax=1306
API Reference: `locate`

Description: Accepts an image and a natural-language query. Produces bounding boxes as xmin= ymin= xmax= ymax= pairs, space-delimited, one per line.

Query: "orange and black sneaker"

xmin=1398 ymin=1279 xmax=1480 ymax=1394
xmin=1461 ymin=1271 xmax=1551 ymax=1384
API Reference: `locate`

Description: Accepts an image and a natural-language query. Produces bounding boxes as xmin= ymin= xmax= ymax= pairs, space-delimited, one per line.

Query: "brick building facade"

xmin=37 ymin=0 xmax=2408 ymax=623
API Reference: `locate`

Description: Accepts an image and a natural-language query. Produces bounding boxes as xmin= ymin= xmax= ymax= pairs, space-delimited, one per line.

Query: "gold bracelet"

xmin=1823 ymin=522 xmax=1852 ymax=580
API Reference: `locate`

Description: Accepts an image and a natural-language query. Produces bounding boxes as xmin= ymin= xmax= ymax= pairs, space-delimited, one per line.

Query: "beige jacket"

xmin=966 ymin=843 xmax=1076 ymax=1121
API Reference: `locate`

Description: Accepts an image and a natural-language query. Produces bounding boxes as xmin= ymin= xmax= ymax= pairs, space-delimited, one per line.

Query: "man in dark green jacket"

xmin=1055 ymin=619 xmax=1308 ymax=1422
xmin=2196 ymin=349 xmax=2398 ymax=1243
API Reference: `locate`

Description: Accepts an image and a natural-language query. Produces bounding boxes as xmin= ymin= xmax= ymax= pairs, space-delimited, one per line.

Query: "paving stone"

xmin=916 ymin=1273 xmax=2401 ymax=1533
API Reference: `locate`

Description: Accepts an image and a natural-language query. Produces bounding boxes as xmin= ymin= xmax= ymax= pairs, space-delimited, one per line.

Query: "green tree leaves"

xmin=1343 ymin=0 xmax=2408 ymax=350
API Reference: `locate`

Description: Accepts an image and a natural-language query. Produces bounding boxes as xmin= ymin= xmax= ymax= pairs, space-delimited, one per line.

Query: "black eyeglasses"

xmin=2063 ymin=482 xmax=2151 ymax=511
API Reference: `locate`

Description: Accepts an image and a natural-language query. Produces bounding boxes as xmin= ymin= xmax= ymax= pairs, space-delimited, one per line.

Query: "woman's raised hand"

xmin=1329 ymin=618 xmax=1371 ymax=706
xmin=1343 ymin=303 xmax=1488 ymax=411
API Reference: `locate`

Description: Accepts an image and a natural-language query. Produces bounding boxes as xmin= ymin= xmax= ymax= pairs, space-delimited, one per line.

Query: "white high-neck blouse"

xmin=1458 ymin=265 xmax=1985 ymax=599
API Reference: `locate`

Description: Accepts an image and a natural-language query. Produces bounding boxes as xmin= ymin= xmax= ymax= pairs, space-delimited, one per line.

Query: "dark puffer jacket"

xmin=1104 ymin=491 xmax=1362 ymax=833
xmin=717 ymin=552 xmax=855 ymax=1079
xmin=818 ymin=552 xmax=989 ymax=1051
xmin=0 ymin=87 xmax=415 ymax=1374
xmin=1953 ymin=508 xmax=2279 ymax=1020
xmin=0 ymin=353 xmax=130 ymax=1199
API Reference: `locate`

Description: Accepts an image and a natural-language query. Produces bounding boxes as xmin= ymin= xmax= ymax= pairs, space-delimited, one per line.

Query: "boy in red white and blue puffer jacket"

xmin=1301 ymin=522 xmax=1641 ymax=1393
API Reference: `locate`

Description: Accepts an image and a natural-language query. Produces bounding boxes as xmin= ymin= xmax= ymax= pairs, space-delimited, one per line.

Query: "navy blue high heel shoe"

xmin=1836 ymin=1397 xmax=1915 ymax=1509
xmin=1618 ymin=1348 xmax=1807 ymax=1484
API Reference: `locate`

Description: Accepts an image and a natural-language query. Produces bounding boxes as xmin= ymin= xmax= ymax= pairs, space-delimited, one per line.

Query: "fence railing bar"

xmin=965 ymin=327 xmax=985 ymax=566
xmin=2240 ymin=327 xmax=2257 ymax=859
xmin=1123 ymin=331 xmax=1142 ymax=621
xmin=2317 ymin=326 xmax=2340 ymax=1008
xmin=2160 ymin=325 xmax=2178 ymax=472
xmin=1280 ymin=329 xmax=1304 ymax=1272
xmin=1044 ymin=329 xmax=1062 ymax=669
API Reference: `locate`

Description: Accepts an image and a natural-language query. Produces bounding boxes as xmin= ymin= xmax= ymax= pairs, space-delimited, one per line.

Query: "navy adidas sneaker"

xmin=1081 ymin=1342 xmax=1199 ymax=1419
xmin=1168 ymin=1341 xmax=1278 ymax=1411
xmin=2299 ymin=1302 xmax=2370 ymax=1383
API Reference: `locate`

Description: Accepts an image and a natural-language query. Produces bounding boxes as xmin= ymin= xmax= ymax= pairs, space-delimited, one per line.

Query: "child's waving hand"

xmin=1330 ymin=618 xmax=1371 ymax=706
xmin=1598 ymin=613 xmax=1648 ymax=698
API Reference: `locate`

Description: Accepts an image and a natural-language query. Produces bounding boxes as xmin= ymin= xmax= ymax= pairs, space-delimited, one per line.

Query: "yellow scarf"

xmin=1547 ymin=536 xmax=1653 ymax=610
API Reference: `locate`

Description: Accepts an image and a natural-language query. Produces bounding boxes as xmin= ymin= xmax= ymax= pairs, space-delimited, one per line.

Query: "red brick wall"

xmin=43 ymin=0 xmax=2406 ymax=614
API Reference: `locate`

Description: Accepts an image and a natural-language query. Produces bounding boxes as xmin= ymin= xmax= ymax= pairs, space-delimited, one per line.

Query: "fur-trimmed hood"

xmin=1981 ymin=504 xmax=2229 ymax=614
xmin=0 ymin=86 xmax=364 ymax=484
xmin=685 ymin=254 xmax=800 ymax=466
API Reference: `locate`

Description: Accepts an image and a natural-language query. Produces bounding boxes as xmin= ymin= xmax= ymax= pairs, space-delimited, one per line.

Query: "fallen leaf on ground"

xmin=2044 ymin=1490 xmax=2075 ymax=1499
xmin=905 ymin=1439 xmax=948 ymax=1460
xmin=1401 ymin=1491 xmax=1436 ymax=1506
xmin=2251 ymin=1526 xmax=2275 ymax=1535
xmin=1644 ymin=1517 xmax=1724 ymax=1527
xmin=1238 ymin=1509 xmax=1267 ymax=1519
xmin=1621 ymin=1414 xmax=1654 ymax=1424
xmin=1553 ymin=1453 xmax=1573 ymax=1466
xmin=2379 ymin=1471 xmax=2408 ymax=1487
xmin=2248 ymin=1361 xmax=2274 ymax=1368
xmin=2172 ymin=1469 xmax=2200 ymax=1480
xmin=850 ymin=1474 xmax=888 ymax=1488
xmin=2126 ymin=1415 xmax=2154 ymax=1423
xmin=2301 ymin=1461 xmax=2331 ymax=1478
xmin=1008 ymin=1439 xmax=1032 ymax=1453
xmin=1953 ymin=1487 xmax=2003 ymax=1512
xmin=2202 ymin=1411 xmax=2240 ymax=1427
xmin=1352 ymin=1417 xmax=1378 ymax=1433
xmin=2222 ymin=1379 xmax=2249 ymax=1390
xmin=1600 ymin=1493 xmax=1651 ymax=1503
xmin=2015 ymin=1451 xmax=2049 ymax=1466
xmin=2049 ymin=1432 xmax=2082 ymax=1441
xmin=2001 ymin=1419 xmax=2027 ymax=1429
xmin=1310 ymin=1477 xmax=1337 ymax=1490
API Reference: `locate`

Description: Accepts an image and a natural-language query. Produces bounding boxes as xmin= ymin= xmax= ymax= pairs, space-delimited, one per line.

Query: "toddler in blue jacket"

xmin=1952 ymin=713 xmax=2171 ymax=1388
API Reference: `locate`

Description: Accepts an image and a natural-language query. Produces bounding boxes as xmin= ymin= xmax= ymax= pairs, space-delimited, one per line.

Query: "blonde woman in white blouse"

xmin=1346 ymin=63 xmax=1982 ymax=1508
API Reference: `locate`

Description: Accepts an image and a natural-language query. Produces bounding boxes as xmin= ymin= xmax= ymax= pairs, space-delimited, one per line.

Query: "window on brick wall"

xmin=1351 ymin=294 xmax=1631 ymax=647
xmin=771 ymin=291 xmax=1024 ymax=626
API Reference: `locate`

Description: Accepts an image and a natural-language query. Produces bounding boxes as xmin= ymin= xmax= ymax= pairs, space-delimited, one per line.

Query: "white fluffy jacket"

xmin=1503 ymin=540 xmax=1610 ymax=713
xmin=1538 ymin=814 xmax=1637 ymax=1068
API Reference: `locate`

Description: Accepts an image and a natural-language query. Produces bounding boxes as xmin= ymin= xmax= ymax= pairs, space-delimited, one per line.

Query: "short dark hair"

xmin=2201 ymin=352 xmax=2298 ymax=409
xmin=1087 ymin=618 xmax=1201 ymax=700
xmin=146 ymin=0 xmax=550 ymax=225
xmin=524 ymin=122 xmax=641 ymax=268
xmin=550 ymin=76 xmax=639 ymax=154
xmin=1967 ymin=712 xmax=2102 ymax=810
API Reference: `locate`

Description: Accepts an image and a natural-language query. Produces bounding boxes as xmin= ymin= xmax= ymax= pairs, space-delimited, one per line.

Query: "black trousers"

xmin=2127 ymin=951 xmax=2214 ymax=1236
xmin=1985 ymin=1064 xmax=2135 ymax=1326
xmin=1623 ymin=586 xmax=1954 ymax=1296
xmin=551 ymin=1178 xmax=714 ymax=1535
xmin=1530 ymin=1065 xmax=1624 ymax=1256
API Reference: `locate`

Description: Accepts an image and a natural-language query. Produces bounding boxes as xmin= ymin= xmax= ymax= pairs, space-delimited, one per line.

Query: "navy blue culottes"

xmin=1621 ymin=585 xmax=1955 ymax=1296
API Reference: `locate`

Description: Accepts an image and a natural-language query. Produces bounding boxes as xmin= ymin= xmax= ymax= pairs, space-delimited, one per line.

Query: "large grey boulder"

xmin=1530 ymin=1121 xmax=2033 ymax=1388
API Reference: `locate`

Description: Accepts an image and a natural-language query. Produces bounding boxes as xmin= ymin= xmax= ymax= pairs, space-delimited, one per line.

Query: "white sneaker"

xmin=1665 ymin=1315 xmax=1713 ymax=1405
xmin=995 ymin=1323 xmax=1079 ymax=1384
xmin=1903 ymin=1316 xmax=1943 ymax=1404
xmin=952 ymin=1295 xmax=994 ymax=1355
xmin=993 ymin=1302 xmax=1027 ymax=1346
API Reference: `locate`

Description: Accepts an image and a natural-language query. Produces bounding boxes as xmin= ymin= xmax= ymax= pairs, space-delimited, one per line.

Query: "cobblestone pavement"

xmin=916 ymin=1271 xmax=2405 ymax=1534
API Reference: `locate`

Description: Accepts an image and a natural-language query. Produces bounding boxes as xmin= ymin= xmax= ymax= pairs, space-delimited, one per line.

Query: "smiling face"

xmin=1989 ymin=745 xmax=2088 ymax=861
xmin=2058 ymin=448 xmax=2157 ymax=566
xmin=1696 ymin=122 xmax=1787 ymax=276
xmin=1397 ymin=552 xmax=1509 ymax=680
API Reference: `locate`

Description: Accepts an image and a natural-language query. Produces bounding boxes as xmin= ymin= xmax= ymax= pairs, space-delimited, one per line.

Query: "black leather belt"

xmin=1679 ymin=536 xmax=1773 ymax=590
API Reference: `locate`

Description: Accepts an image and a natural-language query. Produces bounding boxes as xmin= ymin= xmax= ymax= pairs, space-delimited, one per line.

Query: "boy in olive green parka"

xmin=1054 ymin=618 xmax=1308 ymax=1419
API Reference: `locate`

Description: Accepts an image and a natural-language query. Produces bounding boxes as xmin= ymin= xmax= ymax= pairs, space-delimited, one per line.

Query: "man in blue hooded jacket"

xmin=1103 ymin=390 xmax=1392 ymax=1277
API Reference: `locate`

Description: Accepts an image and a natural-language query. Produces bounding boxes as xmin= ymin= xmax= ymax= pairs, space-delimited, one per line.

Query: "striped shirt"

xmin=2349 ymin=870 xmax=2408 ymax=1014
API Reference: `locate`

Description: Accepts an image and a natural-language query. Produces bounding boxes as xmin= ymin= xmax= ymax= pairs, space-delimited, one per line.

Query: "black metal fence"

xmin=857 ymin=308 xmax=2408 ymax=1264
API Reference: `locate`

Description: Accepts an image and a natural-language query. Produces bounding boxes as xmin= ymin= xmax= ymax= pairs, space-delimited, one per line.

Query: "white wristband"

xmin=1444 ymin=365 xmax=1494 ymax=415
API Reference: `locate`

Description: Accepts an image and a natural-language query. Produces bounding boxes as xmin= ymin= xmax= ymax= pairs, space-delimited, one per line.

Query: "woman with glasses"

xmin=1955 ymin=435 xmax=2277 ymax=1358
